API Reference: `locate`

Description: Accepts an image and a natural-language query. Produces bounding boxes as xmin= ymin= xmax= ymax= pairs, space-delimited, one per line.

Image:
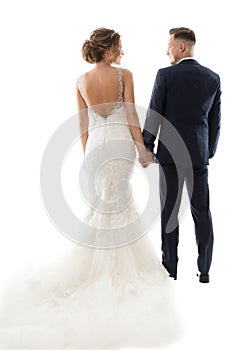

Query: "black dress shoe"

xmin=197 ymin=273 xmax=209 ymax=283
xmin=161 ymin=263 xmax=177 ymax=280
xmin=169 ymin=274 xmax=177 ymax=280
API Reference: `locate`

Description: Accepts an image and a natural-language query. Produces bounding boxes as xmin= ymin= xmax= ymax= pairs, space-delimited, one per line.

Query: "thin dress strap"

xmin=116 ymin=67 xmax=124 ymax=102
xmin=76 ymin=76 xmax=89 ymax=107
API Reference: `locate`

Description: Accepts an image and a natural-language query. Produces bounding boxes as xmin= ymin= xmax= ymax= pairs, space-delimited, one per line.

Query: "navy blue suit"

xmin=143 ymin=59 xmax=221 ymax=277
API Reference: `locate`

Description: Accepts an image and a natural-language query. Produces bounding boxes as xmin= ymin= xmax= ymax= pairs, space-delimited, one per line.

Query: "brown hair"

xmin=82 ymin=27 xmax=120 ymax=64
xmin=169 ymin=27 xmax=196 ymax=44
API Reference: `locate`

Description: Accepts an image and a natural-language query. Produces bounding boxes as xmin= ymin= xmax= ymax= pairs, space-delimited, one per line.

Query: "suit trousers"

xmin=159 ymin=165 xmax=214 ymax=277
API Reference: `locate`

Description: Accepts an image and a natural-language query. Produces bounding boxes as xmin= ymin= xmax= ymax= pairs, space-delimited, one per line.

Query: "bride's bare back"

xmin=79 ymin=65 xmax=123 ymax=118
xmin=82 ymin=66 xmax=120 ymax=105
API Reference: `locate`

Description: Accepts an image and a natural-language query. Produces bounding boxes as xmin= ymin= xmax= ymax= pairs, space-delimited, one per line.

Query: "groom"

xmin=142 ymin=27 xmax=221 ymax=283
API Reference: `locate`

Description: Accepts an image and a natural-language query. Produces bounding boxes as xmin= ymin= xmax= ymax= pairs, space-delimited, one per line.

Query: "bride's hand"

xmin=138 ymin=148 xmax=155 ymax=168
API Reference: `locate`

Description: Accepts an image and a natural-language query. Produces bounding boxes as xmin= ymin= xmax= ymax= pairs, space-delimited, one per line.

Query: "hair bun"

xmin=82 ymin=39 xmax=96 ymax=64
xmin=81 ymin=27 xmax=120 ymax=64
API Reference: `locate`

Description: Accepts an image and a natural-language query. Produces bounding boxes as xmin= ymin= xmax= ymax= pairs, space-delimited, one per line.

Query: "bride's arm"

xmin=122 ymin=69 xmax=153 ymax=165
xmin=76 ymin=87 xmax=89 ymax=154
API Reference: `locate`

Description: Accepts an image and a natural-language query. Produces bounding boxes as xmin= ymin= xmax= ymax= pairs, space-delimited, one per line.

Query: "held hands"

xmin=138 ymin=147 xmax=157 ymax=168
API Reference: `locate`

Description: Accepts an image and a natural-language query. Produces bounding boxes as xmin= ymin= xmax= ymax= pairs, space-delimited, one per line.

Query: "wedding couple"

xmin=76 ymin=26 xmax=221 ymax=283
xmin=0 ymin=26 xmax=221 ymax=349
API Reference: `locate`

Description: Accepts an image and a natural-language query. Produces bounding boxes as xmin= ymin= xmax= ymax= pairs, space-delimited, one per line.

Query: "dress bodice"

xmin=77 ymin=67 xmax=133 ymax=151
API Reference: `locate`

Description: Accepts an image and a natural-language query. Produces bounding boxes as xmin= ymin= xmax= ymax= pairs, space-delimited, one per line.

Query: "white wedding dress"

xmin=0 ymin=68 xmax=182 ymax=349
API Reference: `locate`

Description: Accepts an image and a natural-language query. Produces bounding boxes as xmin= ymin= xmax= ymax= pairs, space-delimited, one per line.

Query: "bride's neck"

xmin=95 ymin=60 xmax=112 ymax=69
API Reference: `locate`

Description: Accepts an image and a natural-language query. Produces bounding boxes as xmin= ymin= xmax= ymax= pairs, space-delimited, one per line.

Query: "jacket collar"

xmin=178 ymin=58 xmax=198 ymax=65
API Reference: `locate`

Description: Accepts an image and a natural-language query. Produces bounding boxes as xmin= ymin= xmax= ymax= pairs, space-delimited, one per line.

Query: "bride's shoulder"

xmin=78 ymin=69 xmax=93 ymax=79
xmin=120 ymin=68 xmax=134 ymax=83
xmin=121 ymin=68 xmax=133 ymax=76
xmin=76 ymin=69 xmax=94 ymax=88
xmin=121 ymin=68 xmax=134 ymax=87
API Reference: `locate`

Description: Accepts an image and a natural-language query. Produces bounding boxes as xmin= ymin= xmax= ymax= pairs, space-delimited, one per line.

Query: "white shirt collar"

xmin=178 ymin=57 xmax=195 ymax=64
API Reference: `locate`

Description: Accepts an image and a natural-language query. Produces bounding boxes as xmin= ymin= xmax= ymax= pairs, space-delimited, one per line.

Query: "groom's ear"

xmin=180 ymin=41 xmax=186 ymax=53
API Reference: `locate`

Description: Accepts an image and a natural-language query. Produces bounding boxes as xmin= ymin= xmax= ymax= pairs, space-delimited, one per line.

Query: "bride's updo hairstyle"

xmin=82 ymin=27 xmax=120 ymax=64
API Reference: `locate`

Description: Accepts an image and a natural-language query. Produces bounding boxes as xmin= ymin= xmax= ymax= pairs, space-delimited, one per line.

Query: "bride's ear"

xmin=104 ymin=48 xmax=112 ymax=64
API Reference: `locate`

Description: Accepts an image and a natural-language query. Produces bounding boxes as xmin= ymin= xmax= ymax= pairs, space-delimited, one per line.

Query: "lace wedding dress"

xmin=0 ymin=68 xmax=181 ymax=349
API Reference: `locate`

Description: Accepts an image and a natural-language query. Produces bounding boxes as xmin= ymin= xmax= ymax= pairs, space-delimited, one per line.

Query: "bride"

xmin=0 ymin=28 xmax=181 ymax=349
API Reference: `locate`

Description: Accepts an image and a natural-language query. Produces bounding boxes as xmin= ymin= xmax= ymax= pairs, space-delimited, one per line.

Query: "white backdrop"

xmin=0 ymin=0 xmax=232 ymax=349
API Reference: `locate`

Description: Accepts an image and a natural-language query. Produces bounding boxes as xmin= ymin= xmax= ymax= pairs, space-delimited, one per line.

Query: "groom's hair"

xmin=169 ymin=27 xmax=196 ymax=45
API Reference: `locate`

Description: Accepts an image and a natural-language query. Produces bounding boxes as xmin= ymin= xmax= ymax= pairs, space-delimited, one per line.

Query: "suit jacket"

xmin=143 ymin=59 xmax=221 ymax=166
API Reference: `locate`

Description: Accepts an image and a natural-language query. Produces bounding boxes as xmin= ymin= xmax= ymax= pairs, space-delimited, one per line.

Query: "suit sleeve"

xmin=208 ymin=78 xmax=221 ymax=158
xmin=142 ymin=69 xmax=166 ymax=152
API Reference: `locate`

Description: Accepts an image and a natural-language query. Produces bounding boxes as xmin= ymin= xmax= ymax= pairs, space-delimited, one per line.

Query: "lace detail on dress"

xmin=116 ymin=67 xmax=124 ymax=102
